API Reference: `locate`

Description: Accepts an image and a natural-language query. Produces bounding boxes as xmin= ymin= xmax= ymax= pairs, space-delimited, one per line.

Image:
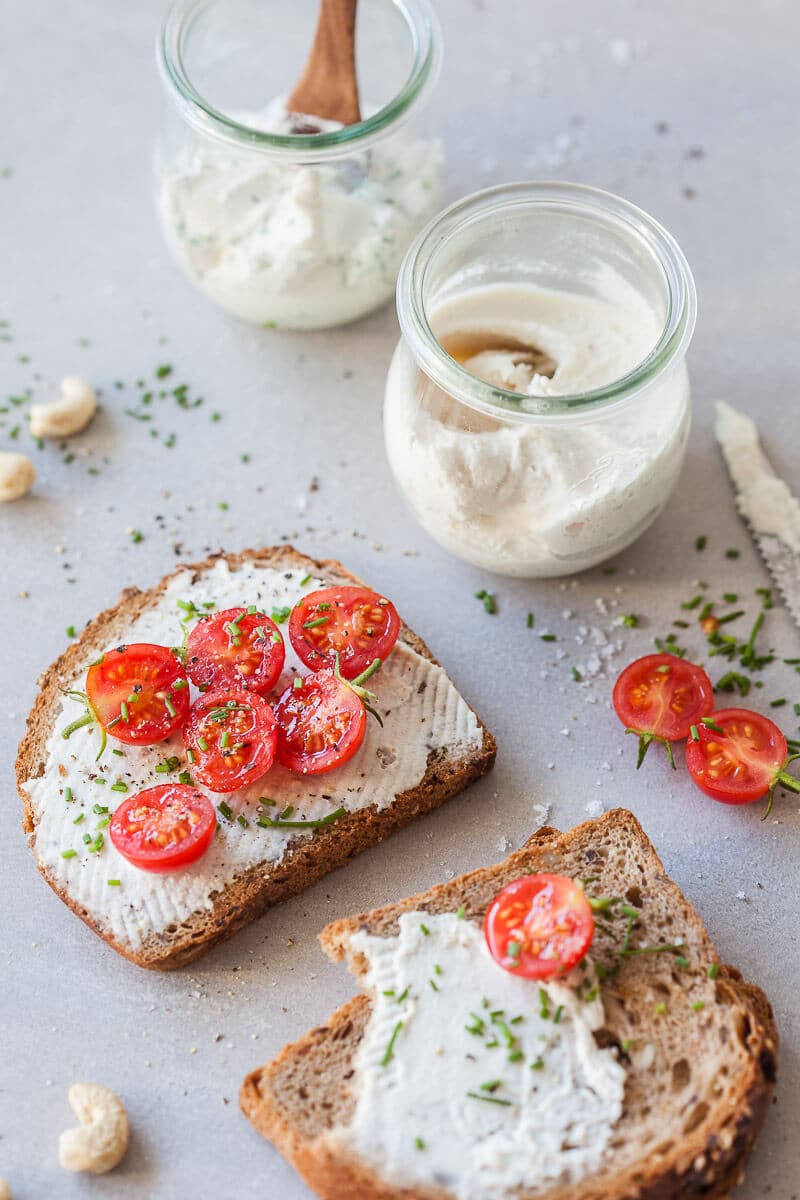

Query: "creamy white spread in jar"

xmin=158 ymin=98 xmax=442 ymax=330
xmin=327 ymin=913 xmax=626 ymax=1197
xmin=384 ymin=279 xmax=690 ymax=576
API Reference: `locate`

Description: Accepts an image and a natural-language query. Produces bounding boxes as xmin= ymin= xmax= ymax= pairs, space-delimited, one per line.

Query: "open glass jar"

xmin=155 ymin=0 xmax=443 ymax=330
xmin=384 ymin=183 xmax=697 ymax=577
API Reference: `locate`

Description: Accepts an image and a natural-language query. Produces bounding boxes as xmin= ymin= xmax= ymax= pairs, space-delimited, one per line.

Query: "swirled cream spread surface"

xmin=328 ymin=913 xmax=626 ymax=1197
xmin=21 ymin=561 xmax=482 ymax=951
xmin=158 ymin=98 xmax=441 ymax=329
xmin=385 ymin=280 xmax=691 ymax=576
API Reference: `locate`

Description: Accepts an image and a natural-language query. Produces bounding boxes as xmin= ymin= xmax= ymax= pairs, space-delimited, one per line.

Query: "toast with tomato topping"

xmin=15 ymin=547 xmax=495 ymax=969
xmin=241 ymin=809 xmax=777 ymax=1200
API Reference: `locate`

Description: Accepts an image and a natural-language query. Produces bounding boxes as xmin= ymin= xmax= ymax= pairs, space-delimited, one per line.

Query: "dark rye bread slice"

xmin=241 ymin=809 xmax=777 ymax=1200
xmin=15 ymin=546 xmax=496 ymax=970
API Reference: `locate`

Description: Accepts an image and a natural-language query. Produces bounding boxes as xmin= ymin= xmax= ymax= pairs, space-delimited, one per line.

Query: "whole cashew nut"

xmin=58 ymin=1082 xmax=129 ymax=1175
xmin=0 ymin=452 xmax=36 ymax=502
xmin=29 ymin=376 xmax=96 ymax=439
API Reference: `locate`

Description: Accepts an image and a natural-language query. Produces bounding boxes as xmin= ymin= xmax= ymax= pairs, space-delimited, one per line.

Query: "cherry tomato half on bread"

xmin=109 ymin=784 xmax=216 ymax=873
xmin=288 ymin=586 xmax=400 ymax=680
xmin=484 ymin=874 xmax=595 ymax=980
xmin=86 ymin=643 xmax=190 ymax=745
xmin=186 ymin=607 xmax=285 ymax=695
xmin=274 ymin=668 xmax=366 ymax=775
xmin=685 ymin=707 xmax=800 ymax=816
xmin=612 ymin=653 xmax=714 ymax=767
xmin=184 ymin=689 xmax=277 ymax=793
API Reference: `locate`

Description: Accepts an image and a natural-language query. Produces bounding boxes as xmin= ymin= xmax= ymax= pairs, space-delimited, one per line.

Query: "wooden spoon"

xmin=287 ymin=0 xmax=361 ymax=127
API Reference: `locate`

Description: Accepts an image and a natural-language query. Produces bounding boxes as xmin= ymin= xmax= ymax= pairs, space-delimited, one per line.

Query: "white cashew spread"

xmin=0 ymin=452 xmax=36 ymax=502
xmin=29 ymin=375 xmax=96 ymax=439
xmin=58 ymin=1082 xmax=129 ymax=1175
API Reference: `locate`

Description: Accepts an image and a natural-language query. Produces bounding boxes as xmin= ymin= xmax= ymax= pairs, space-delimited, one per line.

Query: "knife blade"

xmin=714 ymin=401 xmax=800 ymax=628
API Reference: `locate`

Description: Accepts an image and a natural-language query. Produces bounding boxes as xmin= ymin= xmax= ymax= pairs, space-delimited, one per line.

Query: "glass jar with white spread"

xmin=155 ymin=0 xmax=443 ymax=330
xmin=384 ymin=183 xmax=697 ymax=577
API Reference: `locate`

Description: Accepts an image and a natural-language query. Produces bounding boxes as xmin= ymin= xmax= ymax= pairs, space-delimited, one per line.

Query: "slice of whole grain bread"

xmin=16 ymin=546 xmax=495 ymax=970
xmin=241 ymin=809 xmax=777 ymax=1200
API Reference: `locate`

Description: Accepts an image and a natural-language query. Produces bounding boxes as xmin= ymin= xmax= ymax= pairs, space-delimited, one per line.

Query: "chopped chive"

xmin=198 ymin=737 xmax=208 ymax=751
xmin=164 ymin=696 xmax=177 ymax=718
xmin=466 ymin=1091 xmax=512 ymax=1106
xmin=220 ymin=730 xmax=230 ymax=749
xmin=674 ymin=956 xmax=691 ymax=968
xmin=530 ymin=1057 xmax=544 ymax=1070
xmin=691 ymin=1001 xmax=705 ymax=1011
xmin=66 ymin=625 xmax=76 ymax=638
xmin=256 ymin=807 xmax=346 ymax=830
xmin=527 ymin=612 xmax=535 ymax=628
xmin=396 ymin=986 xmax=409 ymax=1004
xmin=474 ymin=589 xmax=497 ymax=615
xmin=112 ymin=748 xmax=124 ymax=757
xmin=725 ymin=548 xmax=740 ymax=559
xmin=701 ymin=717 xmax=724 ymax=734
xmin=681 ymin=595 xmax=703 ymax=610
xmin=419 ymin=923 xmax=430 ymax=936
xmin=110 ymin=782 xmax=128 ymax=793
xmin=540 ymin=633 xmax=556 ymax=643
xmin=237 ymin=814 xmax=249 ymax=829
xmin=299 ymin=573 xmax=312 ymax=586
xmin=552 ymin=1005 xmax=564 ymax=1024
xmin=61 ymin=849 xmax=78 ymax=859
xmin=708 ymin=963 xmax=720 ymax=979
xmin=108 ymin=879 xmax=121 ymax=887
xmin=178 ymin=771 xmax=193 ymax=786
xmin=217 ymin=801 xmax=233 ymax=821
xmin=381 ymin=1021 xmax=403 ymax=1067
xmin=172 ymin=678 xmax=188 ymax=690
xmin=621 ymin=614 xmax=638 ymax=628
xmin=428 ymin=979 xmax=439 ymax=992
xmin=690 ymin=724 xmax=699 ymax=741
xmin=655 ymin=1001 xmax=667 ymax=1015
xmin=271 ymin=606 xmax=291 ymax=624
xmin=694 ymin=536 xmax=707 ymax=551
xmin=771 ymin=699 xmax=786 ymax=708
xmin=621 ymin=1039 xmax=633 ymax=1052
xmin=723 ymin=593 xmax=738 ymax=603
xmin=120 ymin=702 xmax=129 ymax=723
xmin=480 ymin=1080 xmax=502 ymax=1093
xmin=414 ymin=1137 xmax=425 ymax=1151
xmin=73 ymin=813 xmax=84 ymax=825
xmin=64 ymin=787 xmax=74 ymax=804
xmin=456 ymin=904 xmax=466 ymax=919
xmin=303 ymin=616 xmax=330 ymax=630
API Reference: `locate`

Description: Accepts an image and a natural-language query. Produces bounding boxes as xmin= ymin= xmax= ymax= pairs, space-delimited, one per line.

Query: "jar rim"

xmin=157 ymin=0 xmax=442 ymax=156
xmin=395 ymin=181 xmax=697 ymax=420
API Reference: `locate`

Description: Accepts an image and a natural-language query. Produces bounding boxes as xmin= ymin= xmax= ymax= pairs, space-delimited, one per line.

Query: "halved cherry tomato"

xmin=612 ymin=653 xmax=714 ymax=767
xmin=186 ymin=607 xmax=285 ymax=695
xmin=109 ymin=783 xmax=216 ymax=873
xmin=288 ymin=586 xmax=400 ymax=680
xmin=685 ymin=707 xmax=800 ymax=815
xmin=184 ymin=689 xmax=277 ymax=793
xmin=274 ymin=668 xmax=366 ymax=775
xmin=86 ymin=643 xmax=190 ymax=745
xmin=484 ymin=874 xmax=595 ymax=980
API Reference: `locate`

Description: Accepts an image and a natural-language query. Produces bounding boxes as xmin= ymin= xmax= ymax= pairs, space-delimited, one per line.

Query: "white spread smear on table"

xmin=22 ymin=561 xmax=482 ymax=951
xmin=715 ymin=401 xmax=800 ymax=554
xmin=158 ymin=97 xmax=442 ymax=329
xmin=328 ymin=913 xmax=625 ymax=1197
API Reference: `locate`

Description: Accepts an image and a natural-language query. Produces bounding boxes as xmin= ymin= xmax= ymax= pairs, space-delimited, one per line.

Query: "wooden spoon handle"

xmin=287 ymin=0 xmax=361 ymax=127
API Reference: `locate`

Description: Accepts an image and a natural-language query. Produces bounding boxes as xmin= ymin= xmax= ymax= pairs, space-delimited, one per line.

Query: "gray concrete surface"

xmin=1 ymin=0 xmax=797 ymax=1195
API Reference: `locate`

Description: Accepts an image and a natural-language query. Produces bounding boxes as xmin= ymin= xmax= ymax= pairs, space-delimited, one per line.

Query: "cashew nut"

xmin=0 ymin=1177 xmax=10 ymax=1200
xmin=0 ymin=452 xmax=36 ymax=502
xmin=29 ymin=376 xmax=96 ymax=439
xmin=58 ymin=1082 xmax=129 ymax=1175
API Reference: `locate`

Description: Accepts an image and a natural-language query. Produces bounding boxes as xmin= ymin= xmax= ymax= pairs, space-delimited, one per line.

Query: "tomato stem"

xmin=61 ymin=689 xmax=107 ymax=762
xmin=763 ymin=753 xmax=800 ymax=820
xmin=334 ymin=654 xmax=384 ymax=726
xmin=626 ymin=728 xmax=676 ymax=770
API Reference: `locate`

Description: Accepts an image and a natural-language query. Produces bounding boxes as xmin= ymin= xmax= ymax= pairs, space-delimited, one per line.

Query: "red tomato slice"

xmin=184 ymin=689 xmax=277 ymax=793
xmin=109 ymin=784 xmax=216 ymax=873
xmin=186 ymin=607 xmax=285 ymax=695
xmin=86 ymin=643 xmax=190 ymax=745
xmin=685 ymin=707 xmax=800 ymax=814
xmin=274 ymin=668 xmax=366 ymax=775
xmin=612 ymin=653 xmax=714 ymax=767
xmin=288 ymin=586 xmax=401 ymax=680
xmin=484 ymin=874 xmax=595 ymax=980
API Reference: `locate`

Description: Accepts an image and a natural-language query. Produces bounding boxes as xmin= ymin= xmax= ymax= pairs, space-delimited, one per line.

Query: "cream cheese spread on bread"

xmin=22 ymin=560 xmax=483 ymax=951
xmin=328 ymin=912 xmax=626 ymax=1197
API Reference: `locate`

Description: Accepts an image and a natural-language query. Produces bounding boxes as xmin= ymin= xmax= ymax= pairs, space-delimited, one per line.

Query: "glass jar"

xmin=384 ymin=182 xmax=697 ymax=577
xmin=155 ymin=0 xmax=443 ymax=330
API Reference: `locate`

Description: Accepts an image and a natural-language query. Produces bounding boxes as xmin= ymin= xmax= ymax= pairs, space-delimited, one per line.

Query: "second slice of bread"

xmin=241 ymin=809 xmax=777 ymax=1200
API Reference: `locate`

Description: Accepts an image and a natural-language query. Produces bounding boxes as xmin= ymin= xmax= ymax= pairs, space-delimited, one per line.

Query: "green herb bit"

xmin=689 ymin=724 xmax=699 ymax=741
xmin=108 ymin=879 xmax=121 ymax=887
xmin=73 ymin=813 xmax=84 ymax=825
xmin=466 ymin=1091 xmax=513 ymax=1107
xmin=237 ymin=814 xmax=249 ymax=829
xmin=674 ymin=956 xmax=691 ymax=968
xmin=110 ymin=782 xmax=128 ymax=793
xmin=456 ymin=904 xmax=466 ymax=919
xmin=621 ymin=1039 xmax=634 ymax=1053
xmin=256 ymin=806 xmax=346 ymax=830
xmin=217 ymin=801 xmax=234 ymax=821
xmin=270 ymin=606 xmax=291 ymax=624
xmin=770 ymin=698 xmax=786 ymax=708
xmin=530 ymin=1057 xmax=544 ymax=1070
xmin=552 ymin=1005 xmax=564 ymax=1024
xmin=414 ymin=1137 xmax=426 ymax=1151
xmin=725 ymin=547 xmax=740 ymax=559
xmin=303 ymin=615 xmax=330 ymax=630
xmin=681 ymin=594 xmax=703 ymax=610
xmin=707 ymin=963 xmax=720 ymax=980
xmin=538 ymin=988 xmax=550 ymax=1019
xmin=65 ymin=624 xmax=76 ymax=639
xmin=155 ymin=364 xmax=173 ymax=379
xmin=540 ymin=633 xmax=556 ymax=643
xmin=694 ymin=536 xmax=707 ymax=551
xmin=155 ymin=756 xmax=182 ymax=774
xmin=178 ymin=771 xmax=193 ymax=786
xmin=299 ymin=573 xmax=312 ymax=586
xmin=396 ymin=987 xmax=409 ymax=1004
xmin=381 ymin=1021 xmax=403 ymax=1067
xmin=419 ymin=923 xmax=430 ymax=936
xmin=691 ymin=1001 xmax=705 ymax=1011
xmin=621 ymin=614 xmax=638 ymax=628
xmin=480 ymin=1079 xmax=502 ymax=1093
xmin=475 ymin=589 xmax=497 ymax=615
xmin=61 ymin=848 xmax=78 ymax=859
xmin=654 ymin=1001 xmax=667 ymax=1015
xmin=723 ymin=593 xmax=738 ymax=604
xmin=197 ymin=737 xmax=208 ymax=751
xmin=508 ymin=1049 xmax=524 ymax=1063
xmin=428 ymin=978 xmax=439 ymax=992
xmin=526 ymin=612 xmax=535 ymax=628
xmin=571 ymin=666 xmax=582 ymax=682
xmin=715 ymin=671 xmax=751 ymax=697
xmin=701 ymin=717 xmax=724 ymax=734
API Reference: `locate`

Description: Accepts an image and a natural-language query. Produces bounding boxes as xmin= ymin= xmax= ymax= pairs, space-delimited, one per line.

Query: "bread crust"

xmin=240 ymin=810 xmax=777 ymax=1200
xmin=15 ymin=547 xmax=496 ymax=970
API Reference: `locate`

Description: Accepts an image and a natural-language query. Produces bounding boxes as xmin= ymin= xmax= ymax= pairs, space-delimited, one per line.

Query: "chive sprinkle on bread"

xmin=16 ymin=547 xmax=496 ymax=970
xmin=241 ymin=809 xmax=777 ymax=1200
